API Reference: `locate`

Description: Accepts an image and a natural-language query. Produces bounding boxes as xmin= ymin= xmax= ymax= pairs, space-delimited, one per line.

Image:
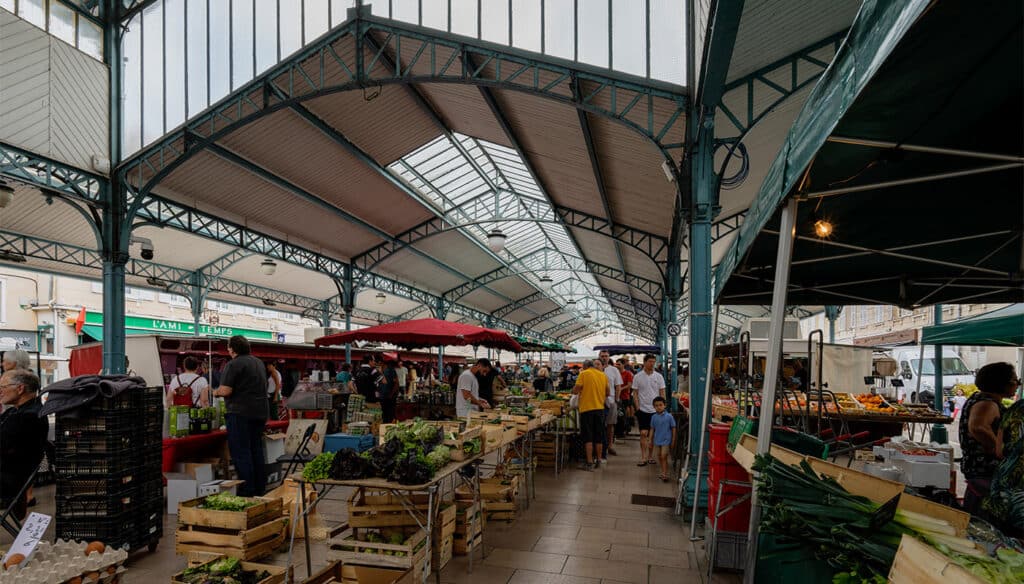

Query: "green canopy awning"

xmin=920 ymin=305 xmax=1024 ymax=347
xmin=80 ymin=325 xmax=192 ymax=340
xmin=715 ymin=0 xmax=1023 ymax=307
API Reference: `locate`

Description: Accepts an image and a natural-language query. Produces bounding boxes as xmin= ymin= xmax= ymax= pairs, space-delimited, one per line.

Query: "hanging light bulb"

xmin=486 ymin=227 xmax=507 ymax=252
xmin=813 ymin=218 xmax=833 ymax=238
xmin=566 ymin=298 xmax=576 ymax=307
xmin=375 ymin=291 xmax=386 ymax=304
xmin=539 ymin=274 xmax=553 ymax=289
xmin=583 ymin=312 xmax=592 ymax=320
xmin=260 ymin=258 xmax=277 ymax=275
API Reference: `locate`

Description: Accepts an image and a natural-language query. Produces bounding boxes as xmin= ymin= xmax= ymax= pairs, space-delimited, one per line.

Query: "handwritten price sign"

xmin=2 ymin=512 xmax=51 ymax=564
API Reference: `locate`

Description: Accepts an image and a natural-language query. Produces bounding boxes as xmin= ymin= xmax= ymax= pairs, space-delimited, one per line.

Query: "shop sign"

xmin=0 ymin=330 xmax=39 ymax=351
xmin=84 ymin=312 xmax=274 ymax=340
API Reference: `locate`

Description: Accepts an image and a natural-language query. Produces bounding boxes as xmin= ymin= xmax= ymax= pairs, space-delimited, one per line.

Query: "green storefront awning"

xmin=920 ymin=306 xmax=1024 ymax=347
xmin=80 ymin=325 xmax=193 ymax=341
xmin=82 ymin=312 xmax=275 ymax=341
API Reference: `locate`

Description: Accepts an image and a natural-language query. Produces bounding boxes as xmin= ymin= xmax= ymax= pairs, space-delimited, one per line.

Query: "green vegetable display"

xmin=425 ymin=445 xmax=451 ymax=472
xmin=303 ymin=451 xmax=335 ymax=482
xmin=180 ymin=556 xmax=271 ymax=584
xmin=754 ymin=454 xmax=1024 ymax=583
xmin=200 ymin=493 xmax=259 ymax=511
xmin=463 ymin=438 xmax=481 ymax=455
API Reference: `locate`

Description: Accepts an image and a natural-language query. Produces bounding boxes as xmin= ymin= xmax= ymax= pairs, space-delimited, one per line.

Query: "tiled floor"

xmin=3 ymin=435 xmax=742 ymax=583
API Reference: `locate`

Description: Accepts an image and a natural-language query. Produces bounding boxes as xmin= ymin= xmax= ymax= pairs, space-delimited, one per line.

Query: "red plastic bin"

xmin=707 ymin=424 xmax=734 ymax=460
xmin=706 ymin=480 xmax=752 ymax=532
xmin=707 ymin=451 xmax=750 ymax=486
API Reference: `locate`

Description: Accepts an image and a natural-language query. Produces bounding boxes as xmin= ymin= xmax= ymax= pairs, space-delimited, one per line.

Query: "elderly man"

xmin=0 ymin=369 xmax=48 ymax=521
xmin=1 ymin=350 xmax=30 ymax=373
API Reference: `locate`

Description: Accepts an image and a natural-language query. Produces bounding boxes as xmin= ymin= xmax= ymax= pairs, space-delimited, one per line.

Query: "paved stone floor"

xmin=4 ymin=434 xmax=741 ymax=583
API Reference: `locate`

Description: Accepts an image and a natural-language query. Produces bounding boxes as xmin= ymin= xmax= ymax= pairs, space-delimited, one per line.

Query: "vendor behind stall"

xmin=959 ymin=362 xmax=1019 ymax=515
xmin=213 ymin=336 xmax=269 ymax=497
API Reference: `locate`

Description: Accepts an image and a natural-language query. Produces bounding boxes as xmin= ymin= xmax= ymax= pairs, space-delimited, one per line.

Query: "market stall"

xmin=703 ymin=0 xmax=1023 ymax=580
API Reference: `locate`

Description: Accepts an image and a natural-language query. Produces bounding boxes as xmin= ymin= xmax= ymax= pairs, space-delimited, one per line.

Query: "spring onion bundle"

xmin=753 ymin=454 xmax=1024 ymax=584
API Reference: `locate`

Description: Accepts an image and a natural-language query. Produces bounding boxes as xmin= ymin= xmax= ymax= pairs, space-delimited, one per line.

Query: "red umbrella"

xmin=314 ymin=318 xmax=523 ymax=353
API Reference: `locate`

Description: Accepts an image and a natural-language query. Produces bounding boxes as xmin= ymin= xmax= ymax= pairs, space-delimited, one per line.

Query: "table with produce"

xmin=288 ymin=419 xmax=489 ymax=582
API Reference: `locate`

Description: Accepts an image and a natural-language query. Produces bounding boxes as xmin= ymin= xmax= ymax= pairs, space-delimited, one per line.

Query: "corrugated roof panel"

xmin=620 ymin=244 xmax=665 ymax=284
xmin=728 ymin=0 xmax=860 ymax=83
xmin=415 ymin=83 xmax=512 ymax=147
xmin=218 ymin=109 xmax=434 ymax=236
xmin=302 ymin=88 xmax=440 ymax=167
xmin=159 ymin=151 xmax=385 ymax=258
xmin=354 ymin=288 xmax=423 ymax=317
xmin=0 ymin=184 xmax=97 ymax=248
xmin=589 ymin=116 xmax=676 ymax=237
xmin=219 ymin=255 xmax=339 ymax=300
xmin=458 ymin=288 xmax=508 ymax=313
xmin=132 ymin=226 xmax=237 ymax=271
xmin=409 ymin=230 xmax=502 ymax=278
xmin=374 ymin=251 xmax=466 ymax=295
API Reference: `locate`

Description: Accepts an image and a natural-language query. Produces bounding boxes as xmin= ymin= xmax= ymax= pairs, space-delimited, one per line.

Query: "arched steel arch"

xmin=118 ymin=15 xmax=688 ymax=198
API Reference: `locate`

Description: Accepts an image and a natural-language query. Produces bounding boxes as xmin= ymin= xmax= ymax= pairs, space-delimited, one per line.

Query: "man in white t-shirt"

xmin=598 ymin=350 xmax=623 ymax=458
xmin=456 ymin=358 xmax=493 ymax=417
xmin=396 ymin=362 xmax=408 ymax=397
xmin=632 ymin=353 xmax=666 ymax=466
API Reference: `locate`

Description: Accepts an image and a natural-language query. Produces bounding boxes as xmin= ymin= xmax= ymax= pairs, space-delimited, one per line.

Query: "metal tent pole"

xmin=742 ymin=198 xmax=799 ymax=583
xmin=931 ymin=305 xmax=947 ymax=443
xmin=688 ymin=304 xmax=720 ymax=539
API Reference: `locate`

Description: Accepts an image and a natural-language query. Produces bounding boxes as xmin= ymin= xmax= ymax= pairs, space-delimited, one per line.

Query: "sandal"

xmin=660 ymin=475 xmax=670 ymax=483
xmin=636 ymin=461 xmax=648 ymax=467
xmin=648 ymin=459 xmax=657 ymax=465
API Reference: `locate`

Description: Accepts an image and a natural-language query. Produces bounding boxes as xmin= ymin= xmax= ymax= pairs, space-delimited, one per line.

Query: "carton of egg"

xmin=0 ymin=539 xmax=129 ymax=584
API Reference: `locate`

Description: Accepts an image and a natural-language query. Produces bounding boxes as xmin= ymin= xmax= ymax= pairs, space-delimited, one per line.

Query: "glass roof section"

xmin=389 ymin=133 xmax=627 ymax=335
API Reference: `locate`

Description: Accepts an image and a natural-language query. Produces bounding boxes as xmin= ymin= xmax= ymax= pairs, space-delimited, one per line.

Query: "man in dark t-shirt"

xmin=213 ymin=335 xmax=269 ymax=496
xmin=379 ymin=361 xmax=399 ymax=423
xmin=0 ymin=369 xmax=48 ymax=521
xmin=476 ymin=367 xmax=499 ymax=405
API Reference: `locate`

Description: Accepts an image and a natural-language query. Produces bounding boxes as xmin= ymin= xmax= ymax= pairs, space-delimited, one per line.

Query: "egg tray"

xmin=0 ymin=541 xmax=130 ymax=584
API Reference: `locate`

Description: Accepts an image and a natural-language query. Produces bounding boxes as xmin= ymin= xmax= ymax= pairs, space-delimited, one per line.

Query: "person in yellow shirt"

xmin=573 ymin=360 xmax=609 ymax=470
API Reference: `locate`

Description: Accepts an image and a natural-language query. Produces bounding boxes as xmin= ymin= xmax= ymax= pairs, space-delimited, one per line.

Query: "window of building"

xmin=4 ymin=0 xmax=104 ymax=60
xmin=159 ymin=292 xmax=189 ymax=307
xmin=207 ymin=300 xmax=236 ymax=313
xmin=125 ymin=286 xmax=155 ymax=301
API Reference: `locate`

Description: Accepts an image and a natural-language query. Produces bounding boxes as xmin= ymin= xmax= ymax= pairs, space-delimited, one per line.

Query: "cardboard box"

xmin=167 ymin=472 xmax=198 ymax=515
xmin=893 ymin=459 xmax=951 ymax=489
xmin=174 ymin=461 xmax=216 ymax=483
xmin=199 ymin=479 xmax=244 ymax=496
xmin=264 ymin=462 xmax=284 ymax=486
xmin=264 ymin=433 xmax=286 ymax=464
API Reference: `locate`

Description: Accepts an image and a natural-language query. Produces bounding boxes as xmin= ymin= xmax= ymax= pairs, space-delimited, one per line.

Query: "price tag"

xmin=2 ymin=512 xmax=51 ymax=564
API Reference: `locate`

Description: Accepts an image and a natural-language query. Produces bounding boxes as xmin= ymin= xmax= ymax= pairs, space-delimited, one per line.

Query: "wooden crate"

xmin=445 ymin=426 xmax=481 ymax=461
xmin=452 ymin=530 xmax=482 ymax=555
xmin=178 ymin=496 xmax=284 ymax=530
xmin=433 ymin=502 xmax=457 ymax=542
xmin=174 ymin=517 xmax=288 ymax=560
xmin=455 ymin=475 xmax=519 ymax=502
xmin=500 ymin=426 xmax=520 ymax=445
xmin=537 ymin=400 xmax=564 ymax=416
xmin=889 ymin=535 xmax=983 ymax=584
xmin=327 ymin=524 xmax=428 ymax=569
xmin=347 ymin=489 xmax=430 ymax=528
xmin=432 ymin=533 xmax=454 ymax=571
xmin=172 ymin=559 xmax=289 ymax=584
xmin=304 ymin=561 xmax=416 ymax=584
xmin=483 ymin=500 xmax=517 ymax=521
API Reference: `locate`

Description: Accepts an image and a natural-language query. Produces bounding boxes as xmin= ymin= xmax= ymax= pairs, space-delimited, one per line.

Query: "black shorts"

xmin=579 ymin=409 xmax=606 ymax=444
xmin=636 ymin=411 xmax=654 ymax=431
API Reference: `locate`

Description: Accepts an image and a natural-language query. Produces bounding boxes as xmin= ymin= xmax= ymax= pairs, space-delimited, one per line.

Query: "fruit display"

xmin=855 ymin=393 xmax=897 ymax=414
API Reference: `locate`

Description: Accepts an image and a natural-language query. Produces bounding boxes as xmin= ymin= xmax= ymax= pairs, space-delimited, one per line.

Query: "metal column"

xmin=743 ymin=198 xmax=799 ymax=583
xmin=931 ymin=304 xmax=947 ymax=443
xmin=190 ymin=272 xmax=204 ymax=336
xmin=824 ymin=305 xmax=841 ymax=343
xmin=344 ymin=309 xmax=353 ymax=364
xmin=683 ymin=111 xmax=719 ymax=508
xmin=102 ymin=0 xmax=127 ymax=374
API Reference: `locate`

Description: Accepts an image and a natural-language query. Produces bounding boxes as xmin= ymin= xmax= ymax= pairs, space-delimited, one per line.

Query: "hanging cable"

xmin=716 ymin=141 xmax=750 ymax=190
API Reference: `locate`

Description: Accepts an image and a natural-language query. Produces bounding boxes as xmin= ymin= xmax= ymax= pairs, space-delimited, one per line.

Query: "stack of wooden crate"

xmin=175 ymin=496 xmax=286 ymax=560
xmin=431 ymin=502 xmax=457 ymax=571
xmin=456 ymin=475 xmax=519 ymax=523
xmin=451 ymin=500 xmax=483 ymax=555
xmin=534 ymin=434 xmax=557 ymax=468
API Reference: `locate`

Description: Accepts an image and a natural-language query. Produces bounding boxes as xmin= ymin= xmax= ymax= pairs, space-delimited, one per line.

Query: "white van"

xmin=890 ymin=347 xmax=973 ymax=404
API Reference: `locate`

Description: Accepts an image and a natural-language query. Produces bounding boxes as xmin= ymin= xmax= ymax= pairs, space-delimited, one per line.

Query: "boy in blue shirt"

xmin=650 ymin=396 xmax=676 ymax=481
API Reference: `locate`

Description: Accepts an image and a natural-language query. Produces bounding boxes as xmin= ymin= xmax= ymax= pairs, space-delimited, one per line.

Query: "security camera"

xmin=131 ymin=236 xmax=155 ymax=260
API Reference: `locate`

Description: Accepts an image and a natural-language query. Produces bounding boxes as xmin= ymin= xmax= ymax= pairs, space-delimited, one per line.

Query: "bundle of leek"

xmin=753 ymin=454 xmax=1020 ymax=584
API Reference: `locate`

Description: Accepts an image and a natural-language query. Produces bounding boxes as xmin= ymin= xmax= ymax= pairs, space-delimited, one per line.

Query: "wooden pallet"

xmin=178 ymin=496 xmax=284 ymax=531
xmin=327 ymin=524 xmax=427 ymax=569
xmin=347 ymin=489 xmax=430 ymax=528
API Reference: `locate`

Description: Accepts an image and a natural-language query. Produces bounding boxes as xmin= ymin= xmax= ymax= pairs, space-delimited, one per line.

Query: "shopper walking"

xmin=476 ymin=362 xmax=500 ymax=406
xmin=633 ymin=354 xmax=666 ymax=467
xmin=379 ymin=360 xmax=400 ymax=423
xmin=0 ymin=369 xmax=48 ymax=521
xmin=617 ymin=358 xmax=635 ymax=435
xmin=396 ymin=361 xmax=409 ymax=400
xmin=336 ymin=363 xmax=355 ymax=393
xmin=532 ymin=367 xmax=554 ymax=394
xmin=266 ymin=361 xmax=283 ymax=419
xmin=354 ymin=357 xmax=382 ymax=403
xmin=573 ymin=360 xmax=608 ymax=470
xmin=457 ymin=359 xmax=492 ymax=417
xmin=650 ymin=397 xmax=676 ymax=481
xmin=213 ymin=335 xmax=269 ymax=497
xmin=598 ymin=350 xmax=623 ymax=457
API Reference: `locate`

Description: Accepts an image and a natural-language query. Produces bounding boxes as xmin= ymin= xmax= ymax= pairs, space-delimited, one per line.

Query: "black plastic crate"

xmin=137 ymin=476 xmax=163 ymax=503
xmin=57 ymin=501 xmax=163 ymax=552
xmin=55 ymin=429 xmax=142 ymax=454
xmin=54 ymin=451 xmax=145 ymax=476
xmin=56 ymin=467 xmax=143 ymax=496
xmin=85 ymin=386 xmax=165 ymax=412
xmin=56 ymin=491 xmax=139 ymax=518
